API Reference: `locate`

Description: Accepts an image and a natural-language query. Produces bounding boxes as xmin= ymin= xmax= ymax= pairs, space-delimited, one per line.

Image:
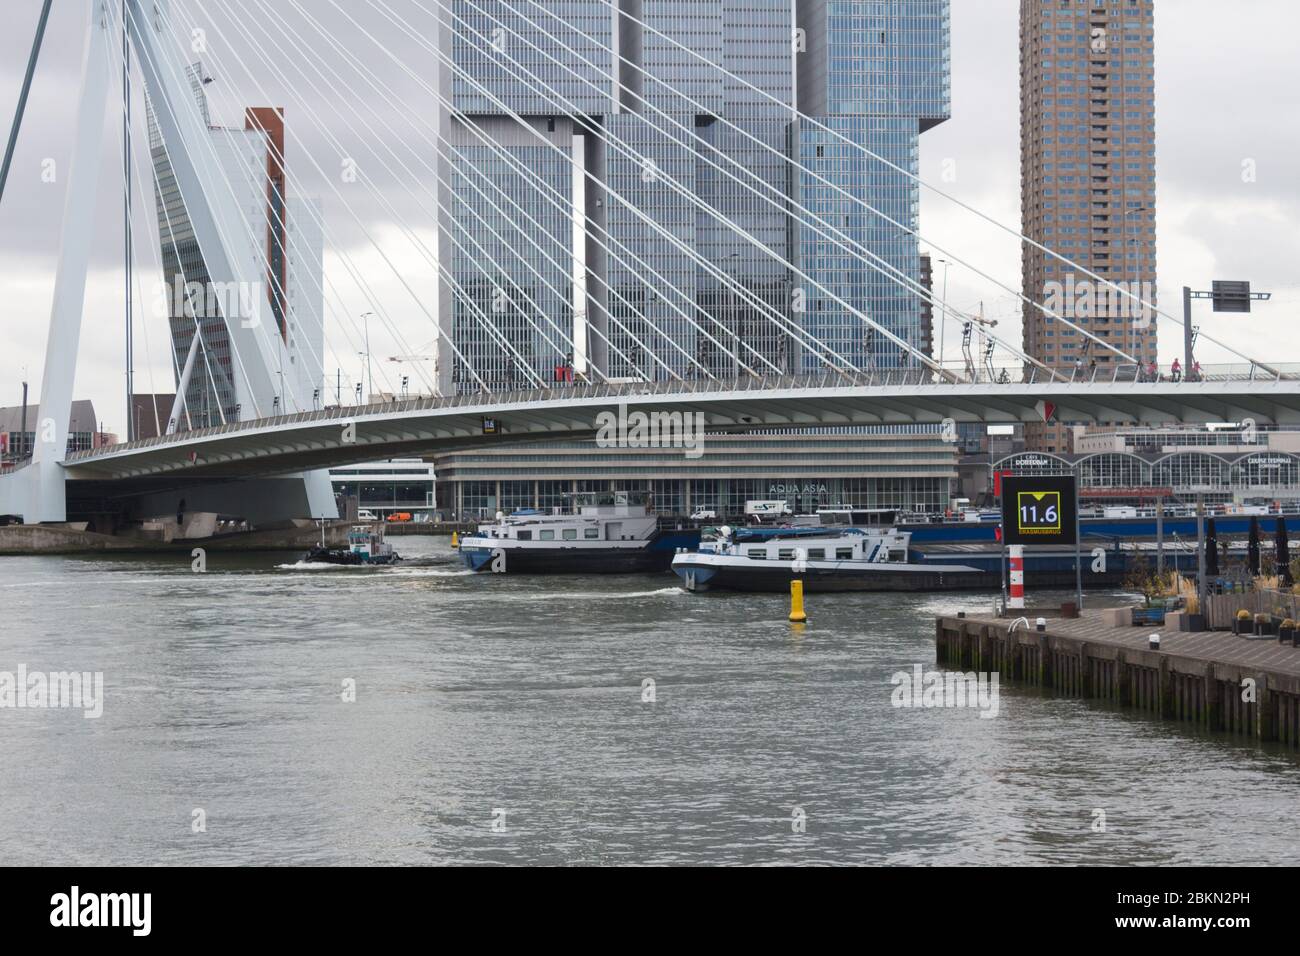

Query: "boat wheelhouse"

xmin=458 ymin=491 xmax=698 ymax=574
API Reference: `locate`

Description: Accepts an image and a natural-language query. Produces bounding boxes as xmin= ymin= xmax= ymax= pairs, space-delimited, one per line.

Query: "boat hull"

xmin=672 ymin=555 xmax=986 ymax=593
xmin=304 ymin=547 xmax=400 ymax=566
xmin=674 ymin=546 xmax=1206 ymax=593
xmin=459 ymin=530 xmax=699 ymax=574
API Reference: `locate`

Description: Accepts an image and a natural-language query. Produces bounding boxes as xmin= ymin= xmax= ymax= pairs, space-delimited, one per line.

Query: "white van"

xmin=357 ymin=508 xmax=379 ymax=522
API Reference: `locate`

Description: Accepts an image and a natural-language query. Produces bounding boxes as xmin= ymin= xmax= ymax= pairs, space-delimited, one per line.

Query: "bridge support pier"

xmin=121 ymin=472 xmax=337 ymax=527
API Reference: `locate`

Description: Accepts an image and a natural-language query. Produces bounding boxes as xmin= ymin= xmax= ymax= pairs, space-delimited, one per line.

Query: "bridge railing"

xmin=63 ymin=361 xmax=1300 ymax=462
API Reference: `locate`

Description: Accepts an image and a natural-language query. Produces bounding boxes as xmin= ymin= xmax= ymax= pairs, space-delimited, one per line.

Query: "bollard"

xmin=789 ymin=579 xmax=807 ymax=624
xmin=450 ymin=530 xmax=459 ymax=549
xmin=1035 ymin=617 xmax=1047 ymax=633
xmin=1149 ymin=633 xmax=1161 ymax=651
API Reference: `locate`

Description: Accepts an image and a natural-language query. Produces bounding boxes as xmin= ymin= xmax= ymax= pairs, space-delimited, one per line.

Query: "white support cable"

xmin=124 ymin=124 xmax=251 ymax=425
xmin=351 ymin=0 xmax=861 ymax=380
xmin=430 ymin=137 xmax=681 ymax=384
xmin=108 ymin=31 xmax=163 ymax=436
xmin=126 ymin=0 xmax=341 ymax=418
xmin=493 ymin=0 xmax=1060 ymax=383
xmin=381 ymin=1 xmax=879 ymax=379
xmin=198 ymin=0 xmax=558 ymax=392
xmin=104 ymin=8 xmax=226 ymax=432
xmin=217 ymin=0 xmax=600 ymax=388
xmin=121 ymin=0 xmax=311 ymax=418
xmin=590 ymin=0 xmax=1267 ymax=373
xmin=252 ymin=0 xmax=732 ymax=386
xmin=166 ymin=4 xmax=491 ymax=397
xmin=380 ymin=0 xmax=947 ymax=379
xmin=417 ymin=0 xmax=957 ymax=377
xmin=285 ymin=0 xmax=818 ymax=380
xmin=544 ymin=0 xmax=1125 ymax=371
xmin=256 ymin=0 xmax=753 ymax=384
xmin=222 ymin=9 xmax=562 ymax=392
xmin=148 ymin=3 xmax=429 ymax=404
xmin=280 ymin=0 xmax=808 ymax=382
xmin=333 ymin=0 xmax=835 ymax=380
xmin=452 ymin=0 xmax=1057 ymax=383
xmin=146 ymin=12 xmax=474 ymax=399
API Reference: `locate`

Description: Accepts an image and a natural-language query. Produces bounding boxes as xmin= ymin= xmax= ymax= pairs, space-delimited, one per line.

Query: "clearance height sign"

xmin=1000 ymin=474 xmax=1078 ymax=546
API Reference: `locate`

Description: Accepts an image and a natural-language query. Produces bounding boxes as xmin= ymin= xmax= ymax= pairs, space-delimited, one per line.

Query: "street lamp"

xmin=1120 ymin=205 xmax=1148 ymax=360
xmin=359 ymin=311 xmax=375 ymax=402
xmin=937 ymin=258 xmax=950 ymax=372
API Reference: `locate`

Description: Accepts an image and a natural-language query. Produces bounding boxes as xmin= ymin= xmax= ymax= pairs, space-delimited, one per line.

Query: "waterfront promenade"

xmin=937 ymin=609 xmax=1300 ymax=747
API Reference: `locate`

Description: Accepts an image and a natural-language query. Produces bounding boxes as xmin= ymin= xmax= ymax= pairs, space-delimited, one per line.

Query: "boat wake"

xmin=520 ymin=586 xmax=686 ymax=601
xmin=383 ymin=567 xmax=477 ymax=577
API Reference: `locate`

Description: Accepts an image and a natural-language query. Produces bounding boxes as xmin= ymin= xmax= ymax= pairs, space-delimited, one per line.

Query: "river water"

xmin=2 ymin=534 xmax=1298 ymax=865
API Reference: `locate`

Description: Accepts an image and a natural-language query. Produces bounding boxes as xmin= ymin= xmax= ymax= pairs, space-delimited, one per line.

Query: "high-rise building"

xmin=434 ymin=1 xmax=959 ymax=516
xmin=148 ymin=68 xmax=324 ymax=430
xmin=1020 ymin=0 xmax=1158 ymax=452
xmin=439 ymin=0 xmax=950 ymax=390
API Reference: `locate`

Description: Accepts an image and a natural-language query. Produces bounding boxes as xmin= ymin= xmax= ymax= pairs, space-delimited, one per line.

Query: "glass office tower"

xmin=440 ymin=0 xmax=951 ymax=388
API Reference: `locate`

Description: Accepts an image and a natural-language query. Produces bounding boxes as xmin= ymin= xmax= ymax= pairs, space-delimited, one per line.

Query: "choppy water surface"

xmin=2 ymin=535 xmax=1298 ymax=865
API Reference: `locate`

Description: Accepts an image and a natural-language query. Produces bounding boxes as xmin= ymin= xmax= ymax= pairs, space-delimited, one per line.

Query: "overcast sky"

xmin=1 ymin=0 xmax=1297 ymax=433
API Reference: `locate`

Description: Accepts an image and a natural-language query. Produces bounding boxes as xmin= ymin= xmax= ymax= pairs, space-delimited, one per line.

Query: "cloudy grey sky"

xmin=1 ymin=0 xmax=1297 ymax=433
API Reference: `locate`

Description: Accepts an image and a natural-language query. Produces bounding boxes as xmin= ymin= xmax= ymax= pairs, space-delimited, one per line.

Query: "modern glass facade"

xmin=441 ymin=0 xmax=951 ymax=387
xmin=990 ymin=446 xmax=1300 ymax=507
xmin=437 ymin=430 xmax=958 ymax=519
xmin=795 ymin=0 xmax=950 ymax=369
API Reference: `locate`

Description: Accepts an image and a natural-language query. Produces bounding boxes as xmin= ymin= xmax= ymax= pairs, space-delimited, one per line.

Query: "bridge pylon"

xmin=0 ymin=0 xmax=335 ymax=525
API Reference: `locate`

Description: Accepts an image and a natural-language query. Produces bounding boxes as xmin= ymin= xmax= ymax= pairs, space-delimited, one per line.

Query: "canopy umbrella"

xmin=1278 ymin=517 xmax=1293 ymax=586
xmin=1205 ymin=517 xmax=1219 ymax=577
xmin=1248 ymin=516 xmax=1261 ymax=576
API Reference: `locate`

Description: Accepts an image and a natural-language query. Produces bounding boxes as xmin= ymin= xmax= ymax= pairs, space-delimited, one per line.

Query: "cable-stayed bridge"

xmin=1 ymin=0 xmax=1296 ymax=525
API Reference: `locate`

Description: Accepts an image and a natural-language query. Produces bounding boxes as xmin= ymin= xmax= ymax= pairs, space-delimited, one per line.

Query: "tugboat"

xmin=303 ymin=524 xmax=401 ymax=566
xmin=458 ymin=490 xmax=698 ymax=574
xmin=671 ymin=525 xmax=984 ymax=593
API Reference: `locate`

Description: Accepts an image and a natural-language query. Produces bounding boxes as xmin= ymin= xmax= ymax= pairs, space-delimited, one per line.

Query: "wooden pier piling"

xmin=935 ymin=610 xmax=1300 ymax=747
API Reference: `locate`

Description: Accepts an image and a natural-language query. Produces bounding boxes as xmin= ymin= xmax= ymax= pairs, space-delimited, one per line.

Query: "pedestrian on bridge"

xmin=1171 ymin=357 xmax=1182 ymax=382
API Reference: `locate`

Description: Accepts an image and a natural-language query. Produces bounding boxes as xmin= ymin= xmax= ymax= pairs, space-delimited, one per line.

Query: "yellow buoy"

xmin=789 ymin=579 xmax=807 ymax=623
xmin=450 ymin=530 xmax=459 ymax=549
